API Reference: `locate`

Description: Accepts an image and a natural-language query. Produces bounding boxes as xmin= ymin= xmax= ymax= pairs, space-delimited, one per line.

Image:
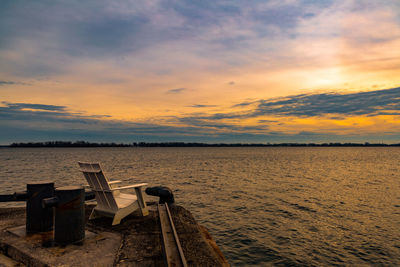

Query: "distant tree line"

xmin=6 ymin=141 xmax=400 ymax=147
xmin=9 ymin=141 xmax=131 ymax=147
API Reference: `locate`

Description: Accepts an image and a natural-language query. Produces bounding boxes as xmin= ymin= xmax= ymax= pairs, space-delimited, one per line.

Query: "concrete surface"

xmin=0 ymin=253 xmax=24 ymax=267
xmin=0 ymin=204 xmax=229 ymax=267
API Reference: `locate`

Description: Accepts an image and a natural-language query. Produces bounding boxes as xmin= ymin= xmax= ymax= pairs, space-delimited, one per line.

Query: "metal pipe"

xmin=0 ymin=190 xmax=94 ymax=202
xmin=13 ymin=191 xmax=28 ymax=201
xmin=0 ymin=191 xmax=28 ymax=202
xmin=42 ymin=190 xmax=93 ymax=207
xmin=145 ymin=186 xmax=175 ymax=204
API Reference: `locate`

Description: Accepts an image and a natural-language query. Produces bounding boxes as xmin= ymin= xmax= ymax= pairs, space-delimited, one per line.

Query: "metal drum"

xmin=53 ymin=186 xmax=85 ymax=245
xmin=26 ymin=182 xmax=55 ymax=234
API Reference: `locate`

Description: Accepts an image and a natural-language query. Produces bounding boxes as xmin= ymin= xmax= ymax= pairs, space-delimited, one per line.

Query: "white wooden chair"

xmin=78 ymin=162 xmax=149 ymax=225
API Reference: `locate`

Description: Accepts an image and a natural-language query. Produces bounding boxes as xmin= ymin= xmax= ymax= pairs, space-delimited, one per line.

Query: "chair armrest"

xmin=108 ymin=180 xmax=122 ymax=185
xmin=110 ymin=183 xmax=148 ymax=191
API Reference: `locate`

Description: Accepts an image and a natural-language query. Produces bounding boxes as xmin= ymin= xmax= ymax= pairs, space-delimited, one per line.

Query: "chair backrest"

xmin=78 ymin=162 xmax=118 ymax=211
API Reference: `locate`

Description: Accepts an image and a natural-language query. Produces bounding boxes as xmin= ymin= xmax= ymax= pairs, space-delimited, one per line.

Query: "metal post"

xmin=53 ymin=186 xmax=85 ymax=246
xmin=26 ymin=182 xmax=54 ymax=234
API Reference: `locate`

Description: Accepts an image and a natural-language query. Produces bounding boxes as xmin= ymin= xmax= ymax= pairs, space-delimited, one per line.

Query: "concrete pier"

xmin=0 ymin=203 xmax=229 ymax=267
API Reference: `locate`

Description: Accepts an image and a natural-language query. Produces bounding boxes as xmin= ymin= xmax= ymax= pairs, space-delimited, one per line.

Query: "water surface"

xmin=0 ymin=147 xmax=399 ymax=266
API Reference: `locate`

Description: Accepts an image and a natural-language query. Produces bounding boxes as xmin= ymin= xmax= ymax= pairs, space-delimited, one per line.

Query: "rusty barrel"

xmin=26 ymin=182 xmax=55 ymax=234
xmin=54 ymin=186 xmax=85 ymax=245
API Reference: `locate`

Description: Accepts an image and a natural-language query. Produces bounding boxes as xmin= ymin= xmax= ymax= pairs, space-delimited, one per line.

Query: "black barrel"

xmin=54 ymin=186 xmax=85 ymax=246
xmin=26 ymin=182 xmax=55 ymax=234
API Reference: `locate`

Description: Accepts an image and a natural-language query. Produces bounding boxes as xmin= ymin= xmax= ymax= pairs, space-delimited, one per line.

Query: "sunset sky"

xmin=1 ymin=0 xmax=400 ymax=144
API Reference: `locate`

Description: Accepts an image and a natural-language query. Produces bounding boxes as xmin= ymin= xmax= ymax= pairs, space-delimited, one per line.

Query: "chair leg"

xmin=112 ymin=214 xmax=122 ymax=226
xmin=139 ymin=206 xmax=149 ymax=216
xmin=89 ymin=209 xmax=101 ymax=220
xmin=135 ymin=187 xmax=149 ymax=216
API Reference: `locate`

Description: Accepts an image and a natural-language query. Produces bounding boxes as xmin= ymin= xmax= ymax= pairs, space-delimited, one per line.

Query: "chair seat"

xmin=115 ymin=193 xmax=138 ymax=209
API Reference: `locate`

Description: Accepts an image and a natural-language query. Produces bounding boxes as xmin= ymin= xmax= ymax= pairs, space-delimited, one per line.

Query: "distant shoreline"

xmin=3 ymin=141 xmax=400 ymax=148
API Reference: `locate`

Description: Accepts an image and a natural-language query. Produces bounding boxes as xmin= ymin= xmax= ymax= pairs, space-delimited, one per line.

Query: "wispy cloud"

xmin=0 ymin=81 xmax=16 ymax=86
xmin=1 ymin=89 xmax=400 ymax=128
xmin=0 ymin=102 xmax=110 ymax=124
xmin=232 ymin=101 xmax=257 ymax=108
xmin=2 ymin=86 xmax=400 ymax=144
xmin=206 ymin=87 xmax=400 ymax=120
xmin=251 ymin=87 xmax=400 ymax=118
xmin=2 ymin=102 xmax=66 ymax=111
xmin=0 ymin=81 xmax=29 ymax=86
xmin=167 ymin=88 xmax=186 ymax=94
xmin=189 ymin=104 xmax=217 ymax=108
xmin=169 ymin=87 xmax=400 ymax=136
xmin=0 ymin=101 xmax=269 ymax=144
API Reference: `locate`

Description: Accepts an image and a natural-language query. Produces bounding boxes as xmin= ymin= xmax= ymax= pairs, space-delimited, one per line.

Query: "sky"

xmin=1 ymin=0 xmax=400 ymax=144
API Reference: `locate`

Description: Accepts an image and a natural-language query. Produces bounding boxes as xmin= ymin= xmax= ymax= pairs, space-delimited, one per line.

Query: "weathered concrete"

xmin=0 ymin=253 xmax=24 ymax=267
xmin=0 ymin=204 xmax=229 ymax=267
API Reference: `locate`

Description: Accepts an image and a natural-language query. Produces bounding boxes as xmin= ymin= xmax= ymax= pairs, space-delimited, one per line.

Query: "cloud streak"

xmin=189 ymin=104 xmax=217 ymax=108
xmin=2 ymin=102 xmax=67 ymax=111
xmin=168 ymin=87 xmax=400 ymax=136
xmin=2 ymin=87 xmax=400 ymax=144
xmin=0 ymin=81 xmax=16 ymax=86
xmin=251 ymin=87 xmax=400 ymax=118
xmin=211 ymin=87 xmax=400 ymax=120
xmin=167 ymin=88 xmax=186 ymax=94
xmin=0 ymin=102 xmax=110 ymax=124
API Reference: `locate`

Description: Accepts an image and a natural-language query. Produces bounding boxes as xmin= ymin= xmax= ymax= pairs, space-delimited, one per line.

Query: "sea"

xmin=0 ymin=147 xmax=399 ymax=266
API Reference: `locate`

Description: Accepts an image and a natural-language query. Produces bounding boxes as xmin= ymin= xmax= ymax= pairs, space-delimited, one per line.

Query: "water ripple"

xmin=0 ymin=147 xmax=399 ymax=266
